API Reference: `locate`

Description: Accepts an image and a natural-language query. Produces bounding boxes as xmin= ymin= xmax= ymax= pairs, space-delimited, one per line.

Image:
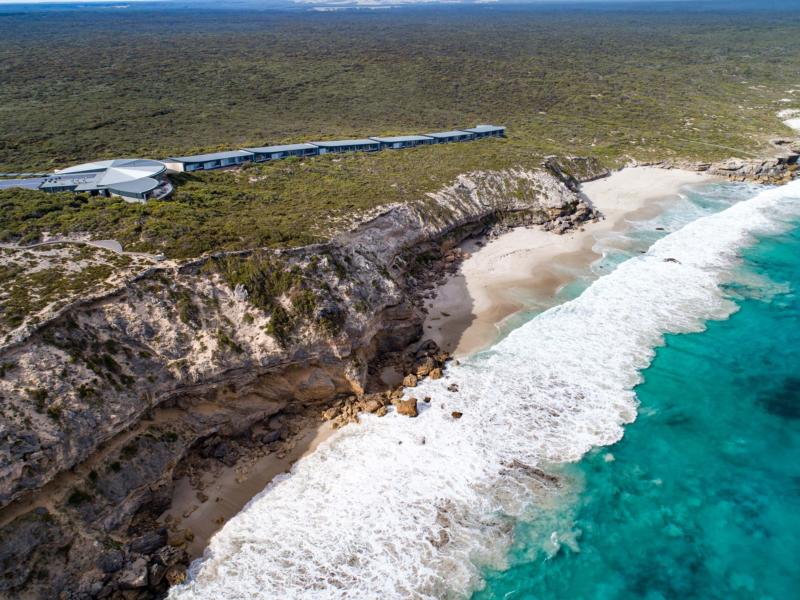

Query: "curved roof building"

xmin=39 ymin=159 xmax=170 ymax=201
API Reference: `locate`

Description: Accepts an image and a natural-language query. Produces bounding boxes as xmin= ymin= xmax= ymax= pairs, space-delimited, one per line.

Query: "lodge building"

xmin=35 ymin=125 xmax=506 ymax=199
xmin=162 ymin=125 xmax=505 ymax=173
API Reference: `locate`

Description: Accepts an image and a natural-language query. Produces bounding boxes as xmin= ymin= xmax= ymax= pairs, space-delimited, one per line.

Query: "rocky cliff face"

xmin=670 ymin=137 xmax=800 ymax=183
xmin=0 ymin=165 xmax=598 ymax=599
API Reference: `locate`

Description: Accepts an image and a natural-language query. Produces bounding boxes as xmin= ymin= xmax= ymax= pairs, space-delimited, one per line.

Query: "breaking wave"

xmin=169 ymin=179 xmax=800 ymax=600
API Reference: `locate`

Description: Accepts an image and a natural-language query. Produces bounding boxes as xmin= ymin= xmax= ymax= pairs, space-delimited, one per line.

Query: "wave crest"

xmin=170 ymin=180 xmax=800 ymax=600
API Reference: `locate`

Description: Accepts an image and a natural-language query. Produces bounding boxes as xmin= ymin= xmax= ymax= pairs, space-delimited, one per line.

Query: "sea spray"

xmin=169 ymin=180 xmax=800 ymax=600
xmin=477 ymin=191 xmax=800 ymax=600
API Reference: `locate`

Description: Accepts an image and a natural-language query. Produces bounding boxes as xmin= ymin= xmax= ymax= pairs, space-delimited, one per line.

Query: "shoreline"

xmin=158 ymin=417 xmax=335 ymax=560
xmin=169 ymin=166 xmax=714 ymax=564
xmin=422 ymin=166 xmax=715 ymax=357
xmin=161 ymin=167 xmax=714 ymax=565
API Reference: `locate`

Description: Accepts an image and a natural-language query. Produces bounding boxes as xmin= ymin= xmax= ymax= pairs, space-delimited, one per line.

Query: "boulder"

xmin=403 ymin=374 xmax=418 ymax=388
xmin=260 ymin=429 xmax=282 ymax=444
xmin=429 ymin=368 xmax=442 ymax=380
xmin=167 ymin=530 xmax=186 ymax=548
xmin=97 ymin=549 xmax=125 ymax=574
xmin=363 ymin=399 xmax=382 ymax=413
xmin=165 ymin=565 xmax=187 ymax=587
xmin=415 ymin=339 xmax=440 ymax=358
xmin=153 ymin=545 xmax=186 ymax=567
xmin=451 ymin=411 xmax=463 ymax=419
xmin=415 ymin=356 xmax=436 ymax=377
xmin=129 ymin=529 xmax=166 ymax=555
xmin=395 ymin=398 xmax=418 ymax=418
xmin=149 ymin=563 xmax=168 ymax=587
xmin=118 ymin=557 xmax=149 ymax=590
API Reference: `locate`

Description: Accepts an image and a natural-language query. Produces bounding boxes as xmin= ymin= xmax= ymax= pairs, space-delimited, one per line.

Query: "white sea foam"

xmin=169 ymin=180 xmax=800 ymax=600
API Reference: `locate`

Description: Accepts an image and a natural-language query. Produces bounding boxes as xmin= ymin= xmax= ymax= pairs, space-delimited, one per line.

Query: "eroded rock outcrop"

xmin=0 ymin=166 xmax=596 ymax=599
xmin=663 ymin=140 xmax=800 ymax=184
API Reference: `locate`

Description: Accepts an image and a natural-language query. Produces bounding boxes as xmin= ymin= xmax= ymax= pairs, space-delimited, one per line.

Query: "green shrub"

xmin=290 ymin=290 xmax=317 ymax=319
xmin=67 ymin=488 xmax=91 ymax=506
xmin=265 ymin=305 xmax=293 ymax=347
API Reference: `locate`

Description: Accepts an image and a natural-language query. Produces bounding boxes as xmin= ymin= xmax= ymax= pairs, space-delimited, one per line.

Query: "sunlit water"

xmin=169 ymin=179 xmax=800 ymax=600
xmin=475 ymin=189 xmax=800 ymax=600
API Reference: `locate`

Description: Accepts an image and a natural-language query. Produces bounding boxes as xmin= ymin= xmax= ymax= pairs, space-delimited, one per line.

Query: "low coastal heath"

xmin=168 ymin=180 xmax=800 ymax=599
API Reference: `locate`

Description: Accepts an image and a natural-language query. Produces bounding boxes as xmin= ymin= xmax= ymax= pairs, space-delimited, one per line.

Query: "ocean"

xmin=169 ymin=178 xmax=800 ymax=599
xmin=474 ymin=182 xmax=800 ymax=599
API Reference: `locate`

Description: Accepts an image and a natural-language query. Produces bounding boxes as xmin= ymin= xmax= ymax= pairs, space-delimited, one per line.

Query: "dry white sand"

xmin=422 ymin=167 xmax=713 ymax=357
xmin=159 ymin=166 xmax=713 ymax=562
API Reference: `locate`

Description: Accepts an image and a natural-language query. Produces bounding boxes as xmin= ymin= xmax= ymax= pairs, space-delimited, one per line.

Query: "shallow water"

xmin=475 ymin=206 xmax=800 ymax=600
xmin=497 ymin=181 xmax=760 ymax=341
xmin=169 ymin=179 xmax=800 ymax=600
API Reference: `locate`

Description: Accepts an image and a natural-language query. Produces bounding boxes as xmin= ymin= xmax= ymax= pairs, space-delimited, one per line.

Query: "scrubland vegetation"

xmin=1 ymin=3 xmax=799 ymax=259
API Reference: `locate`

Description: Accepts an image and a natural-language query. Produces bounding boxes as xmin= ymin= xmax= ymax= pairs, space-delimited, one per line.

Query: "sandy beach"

xmin=159 ymin=420 xmax=334 ymax=559
xmin=423 ymin=166 xmax=714 ymax=357
xmin=159 ymin=166 xmax=711 ymax=562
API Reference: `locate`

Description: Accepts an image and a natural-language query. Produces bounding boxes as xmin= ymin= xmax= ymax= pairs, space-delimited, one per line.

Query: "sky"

xmin=0 ymin=0 xmax=706 ymax=4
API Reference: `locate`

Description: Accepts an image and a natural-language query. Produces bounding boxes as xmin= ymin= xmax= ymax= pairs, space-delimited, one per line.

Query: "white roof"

xmin=243 ymin=143 xmax=318 ymax=153
xmin=311 ymin=139 xmax=378 ymax=147
xmin=369 ymin=135 xmax=434 ymax=143
xmin=426 ymin=130 xmax=474 ymax=138
xmin=462 ymin=124 xmax=505 ymax=134
xmin=57 ymin=159 xmax=164 ymax=175
xmin=48 ymin=159 xmax=166 ymax=192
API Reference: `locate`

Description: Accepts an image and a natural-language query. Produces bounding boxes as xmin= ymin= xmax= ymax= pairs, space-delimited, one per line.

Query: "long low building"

xmin=163 ymin=125 xmax=504 ymax=172
xmin=310 ymin=139 xmax=381 ymax=154
xmin=243 ymin=143 xmax=319 ymax=162
xmin=369 ymin=135 xmax=435 ymax=150
xmin=461 ymin=124 xmax=506 ymax=138
xmin=425 ymin=130 xmax=476 ymax=143
xmin=37 ymin=159 xmax=171 ymax=202
xmin=164 ymin=150 xmax=254 ymax=173
xmin=33 ymin=125 xmax=507 ymax=196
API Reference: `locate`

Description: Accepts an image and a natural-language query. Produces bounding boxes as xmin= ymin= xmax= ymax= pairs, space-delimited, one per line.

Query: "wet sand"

xmin=160 ymin=421 xmax=335 ymax=558
xmin=423 ymin=167 xmax=714 ymax=357
xmin=163 ymin=166 xmax=711 ymax=561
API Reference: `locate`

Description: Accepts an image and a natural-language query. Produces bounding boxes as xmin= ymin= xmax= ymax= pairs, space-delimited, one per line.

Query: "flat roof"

xmin=168 ymin=150 xmax=254 ymax=163
xmin=310 ymin=139 xmax=379 ymax=148
xmin=0 ymin=178 xmax=45 ymax=190
xmin=242 ymin=143 xmax=318 ymax=153
xmin=426 ymin=131 xmax=474 ymax=138
xmin=39 ymin=173 xmax=100 ymax=189
xmin=369 ymin=135 xmax=434 ymax=143
xmin=57 ymin=159 xmax=165 ymax=175
xmin=39 ymin=158 xmax=166 ymax=193
xmin=462 ymin=124 xmax=506 ymax=134
xmin=109 ymin=177 xmax=160 ymax=195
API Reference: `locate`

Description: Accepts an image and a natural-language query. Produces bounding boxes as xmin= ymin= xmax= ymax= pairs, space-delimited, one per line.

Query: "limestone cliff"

xmin=0 ymin=165 xmax=597 ymax=599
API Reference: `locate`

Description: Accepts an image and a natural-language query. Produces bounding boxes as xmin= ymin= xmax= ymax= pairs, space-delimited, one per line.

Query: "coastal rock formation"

xmin=663 ymin=141 xmax=800 ymax=183
xmin=0 ymin=165 xmax=596 ymax=599
xmin=394 ymin=398 xmax=418 ymax=418
xmin=705 ymin=155 xmax=797 ymax=182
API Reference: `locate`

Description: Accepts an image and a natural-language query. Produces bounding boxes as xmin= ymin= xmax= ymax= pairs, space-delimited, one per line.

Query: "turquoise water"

xmin=474 ymin=208 xmax=800 ymax=597
xmin=496 ymin=182 xmax=761 ymax=341
xmin=171 ymin=181 xmax=800 ymax=600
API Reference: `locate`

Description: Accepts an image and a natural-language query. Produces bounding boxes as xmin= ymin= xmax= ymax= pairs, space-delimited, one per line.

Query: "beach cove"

xmin=424 ymin=167 xmax=713 ymax=356
xmin=167 ymin=169 xmax=800 ymax=600
xmin=161 ymin=166 xmax=714 ymax=560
